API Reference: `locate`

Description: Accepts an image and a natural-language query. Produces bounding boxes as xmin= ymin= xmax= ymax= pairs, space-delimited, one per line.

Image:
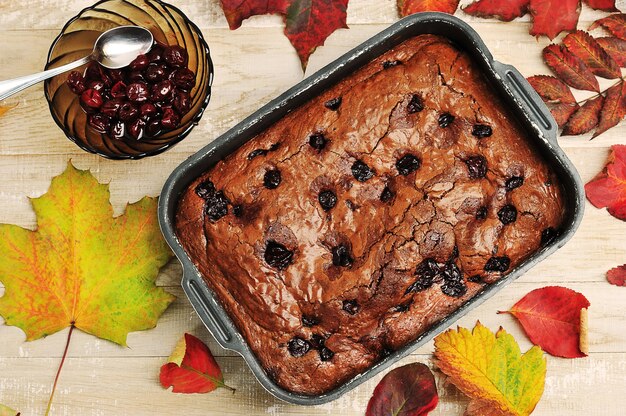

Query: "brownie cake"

xmin=175 ymin=34 xmax=564 ymax=395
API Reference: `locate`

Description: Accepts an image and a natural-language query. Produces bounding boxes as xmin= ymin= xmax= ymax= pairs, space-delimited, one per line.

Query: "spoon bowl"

xmin=94 ymin=26 xmax=153 ymax=69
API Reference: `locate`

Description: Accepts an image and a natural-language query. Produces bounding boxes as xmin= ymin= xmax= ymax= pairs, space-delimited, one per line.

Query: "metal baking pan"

xmin=158 ymin=12 xmax=585 ymax=405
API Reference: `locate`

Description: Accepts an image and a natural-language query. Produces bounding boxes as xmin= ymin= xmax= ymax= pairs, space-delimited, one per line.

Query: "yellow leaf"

xmin=0 ymin=103 xmax=16 ymax=118
xmin=0 ymin=403 xmax=19 ymax=416
xmin=434 ymin=321 xmax=546 ymax=416
xmin=0 ymin=162 xmax=175 ymax=346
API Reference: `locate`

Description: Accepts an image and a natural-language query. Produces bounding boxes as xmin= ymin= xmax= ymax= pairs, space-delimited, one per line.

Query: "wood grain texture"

xmin=0 ymin=0 xmax=625 ymax=415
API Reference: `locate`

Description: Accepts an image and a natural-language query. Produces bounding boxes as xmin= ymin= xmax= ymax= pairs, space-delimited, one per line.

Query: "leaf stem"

xmin=180 ymin=364 xmax=236 ymax=393
xmin=575 ymin=77 xmax=625 ymax=105
xmin=45 ymin=324 xmax=75 ymax=416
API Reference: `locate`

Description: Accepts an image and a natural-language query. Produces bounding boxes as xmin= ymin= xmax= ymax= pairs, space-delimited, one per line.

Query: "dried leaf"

xmin=0 ymin=404 xmax=19 ymax=416
xmin=543 ymin=44 xmax=600 ymax=92
xmin=596 ymin=36 xmax=626 ymax=66
xmin=550 ymin=103 xmax=579 ymax=127
xmin=585 ymin=144 xmax=626 ymax=220
xmin=434 ymin=322 xmax=546 ymax=416
xmin=398 ymin=0 xmax=460 ymax=15
xmin=593 ymin=81 xmax=626 ymax=138
xmin=585 ymin=0 xmax=617 ymax=11
xmin=462 ymin=0 xmax=529 ymax=21
xmin=219 ymin=0 xmax=288 ymax=29
xmin=529 ymin=0 xmax=580 ymax=39
xmin=365 ymin=363 xmax=438 ymax=416
xmin=562 ymin=95 xmax=603 ymax=135
xmin=0 ymin=162 xmax=174 ymax=345
xmin=607 ymin=264 xmax=626 ymax=286
xmin=502 ymin=286 xmax=590 ymax=358
xmin=590 ymin=13 xmax=626 ymax=40
xmin=160 ymin=333 xmax=235 ymax=393
xmin=526 ymin=75 xmax=576 ymax=104
xmin=563 ymin=30 xmax=621 ymax=79
xmin=0 ymin=103 xmax=17 ymax=118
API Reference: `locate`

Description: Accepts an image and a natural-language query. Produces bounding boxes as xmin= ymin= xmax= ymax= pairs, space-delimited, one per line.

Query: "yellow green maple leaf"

xmin=434 ymin=321 xmax=546 ymax=416
xmin=0 ymin=404 xmax=19 ymax=416
xmin=0 ymin=162 xmax=174 ymax=346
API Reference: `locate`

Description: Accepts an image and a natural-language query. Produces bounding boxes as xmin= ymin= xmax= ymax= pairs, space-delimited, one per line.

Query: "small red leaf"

xmin=563 ymin=30 xmax=621 ymax=79
xmin=607 ymin=264 xmax=626 ymax=286
xmin=543 ymin=44 xmax=600 ymax=92
xmin=502 ymin=286 xmax=590 ymax=358
xmin=550 ymin=103 xmax=579 ymax=128
xmin=585 ymin=144 xmax=626 ymax=220
xmin=585 ymin=0 xmax=618 ymax=11
xmin=596 ymin=37 xmax=626 ymax=67
xmin=593 ymin=81 xmax=626 ymax=138
xmin=398 ymin=0 xmax=460 ymax=15
xmin=219 ymin=0 xmax=289 ymax=29
xmin=562 ymin=95 xmax=603 ymax=135
xmin=590 ymin=14 xmax=626 ymax=40
xmin=527 ymin=75 xmax=576 ymax=104
xmin=160 ymin=333 xmax=234 ymax=394
xmin=529 ymin=0 xmax=580 ymax=39
xmin=462 ymin=0 xmax=529 ymax=21
xmin=366 ymin=363 xmax=438 ymax=416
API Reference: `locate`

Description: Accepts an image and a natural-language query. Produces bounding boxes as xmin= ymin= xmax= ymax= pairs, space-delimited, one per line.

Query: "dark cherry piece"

xmin=287 ymin=337 xmax=310 ymax=357
xmin=145 ymin=120 xmax=162 ymax=137
xmin=324 ymin=97 xmax=342 ymax=111
xmin=351 ymin=160 xmax=374 ymax=182
xmin=393 ymin=301 xmax=412 ymax=312
xmin=484 ymin=256 xmax=511 ymax=272
xmin=232 ymin=204 xmax=243 ymax=217
xmin=170 ymin=68 xmax=196 ymax=91
xmin=140 ymin=103 xmax=158 ymax=118
xmin=118 ymin=102 xmax=139 ymax=122
xmin=110 ymin=81 xmax=127 ymax=98
xmin=66 ymin=71 xmax=86 ymax=94
xmin=129 ymin=54 xmax=149 ymax=71
xmin=263 ymin=169 xmax=282 ymax=189
xmin=80 ymin=88 xmax=103 ymax=110
xmin=383 ymin=60 xmax=402 ymax=69
xmin=380 ymin=186 xmax=395 ymax=203
xmin=127 ymin=118 xmax=146 ymax=139
xmin=407 ymin=94 xmax=424 ymax=113
xmin=505 ymin=176 xmax=524 ymax=191
xmin=109 ymin=120 xmax=125 ymax=140
xmin=247 ymin=143 xmax=280 ymax=160
xmin=126 ymin=82 xmax=150 ymax=102
xmin=396 ymin=154 xmax=421 ymax=176
xmin=101 ymin=98 xmax=123 ymax=118
xmin=476 ymin=206 xmax=488 ymax=220
xmin=472 ymin=124 xmax=493 ymax=138
xmin=145 ymin=63 xmax=167 ymax=82
xmin=438 ymin=113 xmax=455 ymax=127
xmin=332 ymin=244 xmax=353 ymax=267
xmin=441 ymin=262 xmax=462 ymax=282
xmin=264 ymin=240 xmax=293 ymax=270
xmin=342 ymin=299 xmax=359 ymax=315
xmin=309 ymin=334 xmax=325 ymax=349
xmin=302 ymin=315 xmax=319 ymax=327
xmin=319 ymin=347 xmax=334 ymax=361
xmin=497 ymin=204 xmax=518 ymax=224
xmin=441 ymin=280 xmax=467 ymax=297
xmin=309 ymin=133 xmax=328 ymax=151
xmin=87 ymin=113 xmax=110 ymax=134
xmin=405 ymin=258 xmax=439 ymax=294
xmin=161 ymin=107 xmax=181 ymax=129
xmin=204 ymin=191 xmax=230 ymax=222
xmin=465 ymin=155 xmax=488 ymax=179
xmin=318 ymin=190 xmax=337 ymax=211
xmin=195 ymin=180 xmax=216 ymax=199
xmin=164 ymin=45 xmax=189 ymax=68
xmin=151 ymin=80 xmax=175 ymax=103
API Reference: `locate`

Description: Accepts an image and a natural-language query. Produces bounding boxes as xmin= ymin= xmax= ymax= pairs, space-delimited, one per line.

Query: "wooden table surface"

xmin=1 ymin=1 xmax=625 ymax=415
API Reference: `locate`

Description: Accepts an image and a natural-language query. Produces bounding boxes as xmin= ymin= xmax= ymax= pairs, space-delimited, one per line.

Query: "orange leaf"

xmin=607 ymin=264 xmax=626 ymax=286
xmin=596 ymin=36 xmax=626 ymax=66
xmin=529 ymin=0 xmax=580 ymax=39
xmin=502 ymin=286 xmax=590 ymax=358
xmin=543 ymin=44 xmax=600 ymax=92
xmin=593 ymin=81 xmax=626 ymax=138
xmin=585 ymin=144 xmax=626 ymax=220
xmin=590 ymin=13 xmax=626 ymax=40
xmin=462 ymin=0 xmax=529 ymax=21
xmin=527 ymin=75 xmax=576 ymax=104
xmin=562 ymin=95 xmax=603 ymax=135
xmin=563 ymin=30 xmax=621 ymax=79
xmin=398 ymin=0 xmax=460 ymax=15
xmin=550 ymin=102 xmax=579 ymax=128
xmin=0 ymin=162 xmax=174 ymax=345
xmin=160 ymin=333 xmax=235 ymax=394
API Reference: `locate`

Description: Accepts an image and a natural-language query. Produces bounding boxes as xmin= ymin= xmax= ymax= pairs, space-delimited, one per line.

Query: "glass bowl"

xmin=44 ymin=0 xmax=213 ymax=159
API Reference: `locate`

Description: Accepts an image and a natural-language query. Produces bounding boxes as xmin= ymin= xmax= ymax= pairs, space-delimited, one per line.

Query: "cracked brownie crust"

xmin=175 ymin=34 xmax=564 ymax=395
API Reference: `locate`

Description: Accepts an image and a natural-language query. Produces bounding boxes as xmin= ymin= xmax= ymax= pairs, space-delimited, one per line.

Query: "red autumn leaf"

xmin=529 ymin=0 xmax=580 ymax=39
xmin=563 ymin=30 xmax=621 ymax=79
xmin=463 ymin=0 xmax=529 ymax=21
xmin=543 ymin=44 xmax=600 ymax=92
xmin=398 ymin=0 xmax=460 ymax=16
xmin=585 ymin=0 xmax=618 ymax=11
xmin=590 ymin=14 xmax=626 ymax=40
xmin=219 ymin=0 xmax=348 ymax=70
xmin=607 ymin=264 xmax=626 ymax=286
xmin=585 ymin=144 xmax=626 ymax=220
xmin=593 ymin=81 xmax=626 ymax=138
xmin=527 ymin=75 xmax=576 ymax=104
xmin=366 ymin=362 xmax=438 ymax=416
xmin=562 ymin=95 xmax=603 ymax=135
xmin=160 ymin=333 xmax=235 ymax=394
xmin=596 ymin=37 xmax=626 ymax=66
xmin=550 ymin=103 xmax=580 ymax=128
xmin=501 ymin=286 xmax=590 ymax=358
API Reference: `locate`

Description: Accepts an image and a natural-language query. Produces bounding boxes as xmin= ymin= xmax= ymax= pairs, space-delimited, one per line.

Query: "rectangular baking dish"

xmin=158 ymin=12 xmax=585 ymax=405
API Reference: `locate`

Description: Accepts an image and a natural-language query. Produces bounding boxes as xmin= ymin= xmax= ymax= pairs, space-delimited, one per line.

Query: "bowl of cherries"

xmin=44 ymin=0 xmax=213 ymax=159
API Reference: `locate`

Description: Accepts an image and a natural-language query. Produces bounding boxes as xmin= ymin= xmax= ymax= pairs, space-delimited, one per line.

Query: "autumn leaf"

xmin=398 ymin=0 xmax=460 ymax=16
xmin=586 ymin=0 xmax=618 ymax=11
xmin=607 ymin=264 xmax=626 ymax=286
xmin=562 ymin=95 xmax=603 ymax=135
xmin=0 ymin=404 xmax=19 ymax=416
xmin=219 ymin=0 xmax=348 ymax=70
xmin=365 ymin=363 xmax=438 ymax=416
xmin=543 ymin=44 xmax=600 ymax=92
xmin=526 ymin=75 xmax=579 ymax=127
xmin=550 ymin=103 xmax=580 ymax=127
xmin=590 ymin=13 xmax=626 ymax=40
xmin=462 ymin=0 xmax=528 ymax=21
xmin=562 ymin=30 xmax=621 ymax=79
xmin=596 ymin=37 xmax=626 ymax=66
xmin=434 ymin=322 xmax=546 ymax=416
xmin=594 ymin=80 xmax=626 ymax=138
xmin=501 ymin=286 xmax=590 ymax=358
xmin=585 ymin=144 xmax=626 ymax=220
xmin=160 ymin=333 xmax=235 ymax=394
xmin=0 ymin=103 xmax=17 ymax=118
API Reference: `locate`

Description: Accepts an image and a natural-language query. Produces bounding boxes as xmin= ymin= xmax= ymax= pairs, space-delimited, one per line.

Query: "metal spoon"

xmin=0 ymin=26 xmax=153 ymax=101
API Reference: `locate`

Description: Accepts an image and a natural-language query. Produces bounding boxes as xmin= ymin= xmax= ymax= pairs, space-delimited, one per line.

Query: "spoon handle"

xmin=0 ymin=55 xmax=92 ymax=101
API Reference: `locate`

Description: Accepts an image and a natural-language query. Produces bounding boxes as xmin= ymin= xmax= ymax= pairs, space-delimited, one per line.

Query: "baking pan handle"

xmin=182 ymin=270 xmax=241 ymax=351
xmin=493 ymin=62 xmax=559 ymax=144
